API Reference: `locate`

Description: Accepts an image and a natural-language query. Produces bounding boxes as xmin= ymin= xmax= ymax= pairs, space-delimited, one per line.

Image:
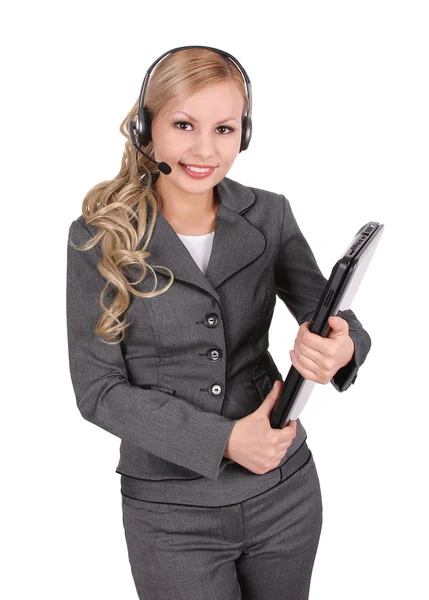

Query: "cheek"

xmin=218 ymin=137 xmax=241 ymax=163
xmin=152 ymin=125 xmax=182 ymax=155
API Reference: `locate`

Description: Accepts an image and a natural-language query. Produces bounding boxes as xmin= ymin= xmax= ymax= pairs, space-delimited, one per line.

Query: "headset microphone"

xmin=128 ymin=120 xmax=172 ymax=175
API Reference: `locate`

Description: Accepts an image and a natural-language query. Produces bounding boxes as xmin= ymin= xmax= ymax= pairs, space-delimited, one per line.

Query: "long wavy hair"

xmin=71 ymin=47 xmax=249 ymax=344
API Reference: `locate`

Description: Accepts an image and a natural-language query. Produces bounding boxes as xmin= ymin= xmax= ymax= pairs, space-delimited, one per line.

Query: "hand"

xmin=289 ymin=316 xmax=355 ymax=384
xmin=224 ymin=381 xmax=297 ymax=475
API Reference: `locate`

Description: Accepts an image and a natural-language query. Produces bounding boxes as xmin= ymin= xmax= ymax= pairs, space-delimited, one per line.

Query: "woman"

xmin=66 ymin=45 xmax=371 ymax=600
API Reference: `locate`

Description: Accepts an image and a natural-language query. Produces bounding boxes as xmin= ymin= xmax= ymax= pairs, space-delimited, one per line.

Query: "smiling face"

xmin=150 ymin=80 xmax=245 ymax=201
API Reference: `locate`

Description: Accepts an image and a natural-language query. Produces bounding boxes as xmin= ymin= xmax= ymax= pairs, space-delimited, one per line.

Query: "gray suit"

xmin=66 ymin=176 xmax=371 ymax=508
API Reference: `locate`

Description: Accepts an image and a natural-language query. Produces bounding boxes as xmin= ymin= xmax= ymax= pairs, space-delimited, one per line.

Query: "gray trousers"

xmin=121 ymin=453 xmax=323 ymax=600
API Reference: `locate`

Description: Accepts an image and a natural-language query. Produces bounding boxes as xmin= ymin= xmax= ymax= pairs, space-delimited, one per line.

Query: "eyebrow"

xmin=172 ymin=111 xmax=240 ymax=125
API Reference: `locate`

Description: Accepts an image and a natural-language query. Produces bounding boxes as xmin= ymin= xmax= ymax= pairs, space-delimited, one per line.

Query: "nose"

xmin=192 ymin=130 xmax=215 ymax=160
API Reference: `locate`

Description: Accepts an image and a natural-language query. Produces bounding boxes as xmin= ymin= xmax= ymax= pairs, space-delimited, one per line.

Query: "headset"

xmin=128 ymin=45 xmax=253 ymax=176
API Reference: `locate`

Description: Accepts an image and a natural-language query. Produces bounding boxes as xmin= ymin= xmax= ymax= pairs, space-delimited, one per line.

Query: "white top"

xmin=176 ymin=231 xmax=215 ymax=275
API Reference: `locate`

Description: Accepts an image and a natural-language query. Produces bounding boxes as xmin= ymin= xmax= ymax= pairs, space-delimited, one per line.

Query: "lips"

xmin=179 ymin=163 xmax=216 ymax=179
xmin=181 ymin=163 xmax=217 ymax=168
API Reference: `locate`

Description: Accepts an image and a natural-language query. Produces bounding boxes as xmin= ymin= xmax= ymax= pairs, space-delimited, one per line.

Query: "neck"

xmin=154 ymin=180 xmax=219 ymax=221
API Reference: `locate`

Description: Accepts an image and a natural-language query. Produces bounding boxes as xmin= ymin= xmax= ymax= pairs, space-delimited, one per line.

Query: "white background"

xmin=2 ymin=1 xmax=428 ymax=598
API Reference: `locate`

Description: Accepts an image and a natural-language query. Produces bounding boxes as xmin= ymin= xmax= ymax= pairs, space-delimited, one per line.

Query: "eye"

xmin=174 ymin=121 xmax=193 ymax=131
xmin=173 ymin=121 xmax=235 ymax=134
xmin=216 ymin=125 xmax=235 ymax=135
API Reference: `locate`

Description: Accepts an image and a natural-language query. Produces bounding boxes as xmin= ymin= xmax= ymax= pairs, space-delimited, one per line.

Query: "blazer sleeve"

xmin=273 ymin=196 xmax=372 ymax=392
xmin=66 ymin=219 xmax=237 ymax=481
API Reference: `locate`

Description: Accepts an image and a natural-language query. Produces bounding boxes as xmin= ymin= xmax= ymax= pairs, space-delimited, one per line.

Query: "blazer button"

xmin=204 ymin=313 xmax=220 ymax=328
xmin=209 ymin=383 xmax=224 ymax=397
xmin=207 ymin=347 xmax=222 ymax=362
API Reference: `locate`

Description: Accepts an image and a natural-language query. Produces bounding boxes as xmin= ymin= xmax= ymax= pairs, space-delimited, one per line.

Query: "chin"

xmin=176 ymin=171 xmax=224 ymax=192
xmin=180 ymin=182 xmax=214 ymax=195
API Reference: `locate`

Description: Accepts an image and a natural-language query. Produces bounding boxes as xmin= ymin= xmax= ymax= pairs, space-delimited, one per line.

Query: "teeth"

xmin=185 ymin=165 xmax=212 ymax=173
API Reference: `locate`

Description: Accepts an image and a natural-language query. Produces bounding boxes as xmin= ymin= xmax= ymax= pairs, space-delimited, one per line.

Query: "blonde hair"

xmin=71 ymin=48 xmax=248 ymax=344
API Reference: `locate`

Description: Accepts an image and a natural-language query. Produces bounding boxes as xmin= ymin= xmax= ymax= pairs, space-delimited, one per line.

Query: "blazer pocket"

xmin=140 ymin=384 xmax=177 ymax=396
xmin=251 ymin=369 xmax=273 ymax=402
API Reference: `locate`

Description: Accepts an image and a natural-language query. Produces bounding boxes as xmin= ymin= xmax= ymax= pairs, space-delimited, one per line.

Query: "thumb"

xmin=328 ymin=315 xmax=348 ymax=337
xmin=258 ymin=380 xmax=281 ymax=415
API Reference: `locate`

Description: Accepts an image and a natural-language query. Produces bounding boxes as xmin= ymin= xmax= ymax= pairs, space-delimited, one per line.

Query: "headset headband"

xmin=138 ymin=45 xmax=252 ymax=124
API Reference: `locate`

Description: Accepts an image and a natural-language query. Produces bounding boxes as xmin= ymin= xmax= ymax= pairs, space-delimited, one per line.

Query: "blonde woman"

xmin=66 ymin=46 xmax=371 ymax=600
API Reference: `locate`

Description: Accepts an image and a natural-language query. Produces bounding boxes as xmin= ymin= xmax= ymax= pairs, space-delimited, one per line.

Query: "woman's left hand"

xmin=289 ymin=316 xmax=355 ymax=384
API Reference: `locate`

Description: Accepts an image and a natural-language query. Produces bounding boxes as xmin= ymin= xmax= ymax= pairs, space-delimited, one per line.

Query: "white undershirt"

xmin=176 ymin=231 xmax=215 ymax=275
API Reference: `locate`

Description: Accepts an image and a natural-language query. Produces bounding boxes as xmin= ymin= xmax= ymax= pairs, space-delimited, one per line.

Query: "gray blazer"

xmin=66 ymin=176 xmax=371 ymax=506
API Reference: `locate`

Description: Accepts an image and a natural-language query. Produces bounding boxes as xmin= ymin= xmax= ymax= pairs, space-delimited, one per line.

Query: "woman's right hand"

xmin=224 ymin=381 xmax=297 ymax=474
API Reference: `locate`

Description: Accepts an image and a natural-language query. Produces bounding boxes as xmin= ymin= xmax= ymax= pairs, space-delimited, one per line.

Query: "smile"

xmin=179 ymin=163 xmax=216 ymax=179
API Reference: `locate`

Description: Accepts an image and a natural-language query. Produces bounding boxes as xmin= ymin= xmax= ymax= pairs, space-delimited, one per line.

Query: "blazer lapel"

xmin=142 ymin=177 xmax=266 ymax=303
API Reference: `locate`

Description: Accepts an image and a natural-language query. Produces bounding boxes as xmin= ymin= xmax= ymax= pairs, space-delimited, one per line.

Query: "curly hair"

xmin=70 ymin=47 xmax=249 ymax=344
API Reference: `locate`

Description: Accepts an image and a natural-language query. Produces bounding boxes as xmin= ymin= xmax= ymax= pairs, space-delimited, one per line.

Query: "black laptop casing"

xmin=270 ymin=221 xmax=384 ymax=430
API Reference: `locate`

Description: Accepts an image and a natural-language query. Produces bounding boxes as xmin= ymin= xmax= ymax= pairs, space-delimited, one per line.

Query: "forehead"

xmin=163 ymin=80 xmax=244 ymax=118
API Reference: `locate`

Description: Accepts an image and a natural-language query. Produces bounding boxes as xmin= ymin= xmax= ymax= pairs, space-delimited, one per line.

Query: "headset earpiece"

xmin=240 ymin=115 xmax=252 ymax=153
xmin=134 ymin=106 xmax=153 ymax=147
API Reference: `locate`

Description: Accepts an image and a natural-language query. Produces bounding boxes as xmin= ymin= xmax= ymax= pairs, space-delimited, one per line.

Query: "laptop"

xmin=270 ymin=221 xmax=384 ymax=430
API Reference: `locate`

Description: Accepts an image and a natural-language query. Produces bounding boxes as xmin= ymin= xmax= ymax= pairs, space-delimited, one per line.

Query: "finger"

xmin=279 ymin=420 xmax=298 ymax=441
xmin=299 ymin=332 xmax=339 ymax=357
xmin=295 ymin=327 xmax=329 ymax=354
xmin=294 ymin=341 xmax=324 ymax=365
xmin=294 ymin=342 xmax=336 ymax=375
xmin=290 ymin=349 xmax=318 ymax=380
xmin=292 ymin=346 xmax=321 ymax=374
xmin=292 ymin=349 xmax=332 ymax=383
xmin=294 ymin=322 xmax=318 ymax=350
xmin=278 ymin=442 xmax=292 ymax=455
